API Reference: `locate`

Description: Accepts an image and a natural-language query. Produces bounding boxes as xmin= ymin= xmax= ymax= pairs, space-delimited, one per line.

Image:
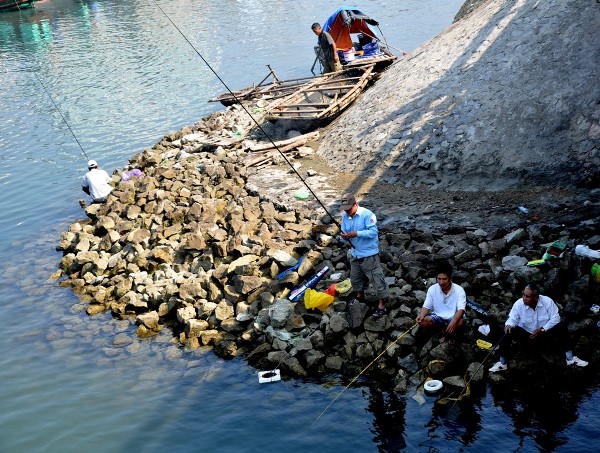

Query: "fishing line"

xmin=148 ymin=0 xmax=345 ymax=233
xmin=443 ymin=333 xmax=506 ymax=418
xmin=312 ymin=322 xmax=418 ymax=427
xmin=32 ymin=71 xmax=90 ymax=161
xmin=260 ymin=320 xmax=324 ymax=381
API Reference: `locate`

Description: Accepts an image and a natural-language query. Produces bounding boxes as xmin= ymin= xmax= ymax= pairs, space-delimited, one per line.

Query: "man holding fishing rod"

xmin=340 ymin=192 xmax=389 ymax=319
xmin=416 ymin=262 xmax=466 ymax=344
xmin=489 ymin=283 xmax=588 ymax=372
xmin=81 ymin=159 xmax=112 ymax=204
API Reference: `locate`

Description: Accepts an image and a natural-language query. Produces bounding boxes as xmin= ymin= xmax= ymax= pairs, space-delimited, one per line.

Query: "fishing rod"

xmin=148 ymin=0 xmax=345 ymax=233
xmin=443 ymin=333 xmax=506 ymax=417
xmin=311 ymin=322 xmax=418 ymax=427
xmin=32 ymin=71 xmax=90 ymax=161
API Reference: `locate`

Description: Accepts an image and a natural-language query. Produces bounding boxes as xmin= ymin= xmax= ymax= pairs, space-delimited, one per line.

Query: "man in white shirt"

xmin=81 ymin=159 xmax=112 ymax=203
xmin=416 ymin=262 xmax=466 ymax=343
xmin=489 ymin=283 xmax=588 ymax=372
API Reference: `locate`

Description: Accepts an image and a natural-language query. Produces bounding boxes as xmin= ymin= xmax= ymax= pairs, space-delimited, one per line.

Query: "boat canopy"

xmin=322 ymin=6 xmax=379 ymax=50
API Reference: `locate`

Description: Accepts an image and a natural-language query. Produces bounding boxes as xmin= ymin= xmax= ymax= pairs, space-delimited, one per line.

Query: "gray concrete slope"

xmin=318 ymin=0 xmax=600 ymax=190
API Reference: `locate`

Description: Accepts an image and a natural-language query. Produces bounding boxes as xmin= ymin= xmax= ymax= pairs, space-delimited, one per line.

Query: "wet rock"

xmin=302 ymin=349 xmax=325 ymax=369
xmin=443 ymin=375 xmax=466 ymax=389
xmin=325 ymin=355 xmax=344 ymax=371
xmin=186 ymin=319 xmax=209 ymax=337
xmin=136 ymin=311 xmax=160 ymax=331
xmin=466 ymin=362 xmax=484 ymax=382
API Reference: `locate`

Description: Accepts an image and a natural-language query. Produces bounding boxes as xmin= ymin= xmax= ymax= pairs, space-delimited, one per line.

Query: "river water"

xmin=1 ymin=1 xmax=598 ymax=451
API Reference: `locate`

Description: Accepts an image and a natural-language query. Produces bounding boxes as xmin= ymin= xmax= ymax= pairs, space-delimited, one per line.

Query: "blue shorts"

xmin=429 ymin=314 xmax=451 ymax=327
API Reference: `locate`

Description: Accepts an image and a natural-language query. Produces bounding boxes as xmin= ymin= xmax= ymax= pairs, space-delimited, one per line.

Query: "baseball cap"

xmin=340 ymin=193 xmax=356 ymax=210
xmin=87 ymin=159 xmax=98 ymax=169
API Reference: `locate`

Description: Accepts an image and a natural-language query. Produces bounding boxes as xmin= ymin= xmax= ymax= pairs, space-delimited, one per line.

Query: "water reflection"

xmin=489 ymin=372 xmax=592 ymax=451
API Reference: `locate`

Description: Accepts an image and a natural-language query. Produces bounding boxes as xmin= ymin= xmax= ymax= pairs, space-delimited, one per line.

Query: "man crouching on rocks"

xmin=489 ymin=283 xmax=588 ymax=372
xmin=340 ymin=192 xmax=389 ymax=319
xmin=416 ymin=262 xmax=466 ymax=344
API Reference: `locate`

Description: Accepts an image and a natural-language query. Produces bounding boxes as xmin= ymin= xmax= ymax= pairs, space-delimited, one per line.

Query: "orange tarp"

xmin=327 ymin=16 xmax=377 ymax=50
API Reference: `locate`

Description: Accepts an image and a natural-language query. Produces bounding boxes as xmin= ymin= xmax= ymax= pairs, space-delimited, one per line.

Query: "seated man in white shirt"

xmin=416 ymin=262 xmax=466 ymax=344
xmin=81 ymin=159 xmax=112 ymax=204
xmin=489 ymin=283 xmax=588 ymax=372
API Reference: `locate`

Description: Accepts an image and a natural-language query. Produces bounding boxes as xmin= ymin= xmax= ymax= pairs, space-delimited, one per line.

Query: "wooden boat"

xmin=311 ymin=7 xmax=397 ymax=74
xmin=0 ymin=0 xmax=36 ymax=11
xmin=265 ymin=63 xmax=375 ymax=123
xmin=209 ymin=65 xmax=326 ymax=106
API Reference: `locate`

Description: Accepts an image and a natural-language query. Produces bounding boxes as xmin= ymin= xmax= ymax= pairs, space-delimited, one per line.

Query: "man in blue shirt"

xmin=340 ymin=193 xmax=389 ymax=318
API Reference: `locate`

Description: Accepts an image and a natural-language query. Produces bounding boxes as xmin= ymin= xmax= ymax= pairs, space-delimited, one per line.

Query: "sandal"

xmin=373 ymin=307 xmax=387 ymax=319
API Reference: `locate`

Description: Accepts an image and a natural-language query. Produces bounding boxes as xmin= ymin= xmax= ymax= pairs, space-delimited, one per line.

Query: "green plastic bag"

xmin=592 ymin=263 xmax=600 ymax=284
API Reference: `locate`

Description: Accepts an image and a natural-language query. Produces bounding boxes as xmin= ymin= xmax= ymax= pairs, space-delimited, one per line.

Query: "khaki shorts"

xmin=350 ymin=254 xmax=389 ymax=299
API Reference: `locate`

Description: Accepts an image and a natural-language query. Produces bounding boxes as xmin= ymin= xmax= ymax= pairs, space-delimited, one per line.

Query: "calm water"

xmin=1 ymin=1 xmax=598 ymax=451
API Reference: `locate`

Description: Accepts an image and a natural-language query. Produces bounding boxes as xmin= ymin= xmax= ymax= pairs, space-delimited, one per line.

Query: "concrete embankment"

xmin=54 ymin=101 xmax=600 ymax=392
xmin=318 ymin=0 xmax=600 ymax=190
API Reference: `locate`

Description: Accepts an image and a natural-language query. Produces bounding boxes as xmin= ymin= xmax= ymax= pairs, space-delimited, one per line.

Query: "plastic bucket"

xmin=342 ymin=49 xmax=355 ymax=62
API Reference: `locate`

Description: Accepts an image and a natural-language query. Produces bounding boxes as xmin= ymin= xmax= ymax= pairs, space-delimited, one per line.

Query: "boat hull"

xmin=0 ymin=0 xmax=35 ymax=11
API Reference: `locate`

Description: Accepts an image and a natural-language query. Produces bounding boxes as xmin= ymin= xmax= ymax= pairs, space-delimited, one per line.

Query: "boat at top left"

xmin=0 ymin=0 xmax=36 ymax=12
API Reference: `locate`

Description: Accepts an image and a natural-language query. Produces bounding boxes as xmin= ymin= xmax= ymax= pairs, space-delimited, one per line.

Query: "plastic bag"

xmin=335 ymin=279 xmax=352 ymax=294
xmin=592 ymin=263 xmax=600 ymax=284
xmin=304 ymin=288 xmax=335 ymax=312
xmin=324 ymin=283 xmax=337 ymax=297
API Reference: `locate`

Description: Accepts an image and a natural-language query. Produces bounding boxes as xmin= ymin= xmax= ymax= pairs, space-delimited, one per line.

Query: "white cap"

xmin=87 ymin=159 xmax=98 ymax=169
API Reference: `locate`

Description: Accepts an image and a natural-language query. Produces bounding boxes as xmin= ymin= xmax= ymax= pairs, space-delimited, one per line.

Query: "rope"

xmin=147 ymin=0 xmax=345 ymax=233
xmin=32 ymin=71 xmax=90 ymax=161
xmin=312 ymin=322 xmax=418 ymax=427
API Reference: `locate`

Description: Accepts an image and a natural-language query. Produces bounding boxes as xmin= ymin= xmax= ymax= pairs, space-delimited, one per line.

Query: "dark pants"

xmin=498 ymin=322 xmax=571 ymax=361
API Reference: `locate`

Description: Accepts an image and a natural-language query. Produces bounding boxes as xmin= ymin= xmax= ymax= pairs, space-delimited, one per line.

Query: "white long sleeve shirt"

xmin=505 ymin=294 xmax=561 ymax=333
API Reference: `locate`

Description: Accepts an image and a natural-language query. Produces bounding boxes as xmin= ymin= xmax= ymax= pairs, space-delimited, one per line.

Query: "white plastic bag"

xmin=575 ymin=245 xmax=600 ymax=259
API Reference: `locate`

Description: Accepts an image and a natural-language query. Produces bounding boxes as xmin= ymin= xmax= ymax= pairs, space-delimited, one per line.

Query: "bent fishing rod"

xmin=32 ymin=71 xmax=90 ymax=161
xmin=312 ymin=322 xmax=418 ymax=427
xmin=147 ymin=0 xmax=346 ymax=234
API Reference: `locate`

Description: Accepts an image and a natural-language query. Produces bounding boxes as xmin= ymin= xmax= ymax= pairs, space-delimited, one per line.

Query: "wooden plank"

xmin=271 ymin=109 xmax=325 ymax=115
xmin=310 ymin=76 xmax=365 ymax=86
xmin=302 ymin=86 xmax=353 ymax=93
xmin=276 ymin=103 xmax=330 ymax=108
xmin=249 ymin=131 xmax=319 ymax=152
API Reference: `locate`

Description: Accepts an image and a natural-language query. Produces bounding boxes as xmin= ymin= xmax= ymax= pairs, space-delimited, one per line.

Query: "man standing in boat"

xmin=81 ymin=159 xmax=112 ymax=204
xmin=311 ymin=22 xmax=342 ymax=73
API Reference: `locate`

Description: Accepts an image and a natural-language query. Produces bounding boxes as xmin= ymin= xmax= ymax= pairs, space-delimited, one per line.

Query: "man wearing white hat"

xmin=81 ymin=159 xmax=112 ymax=204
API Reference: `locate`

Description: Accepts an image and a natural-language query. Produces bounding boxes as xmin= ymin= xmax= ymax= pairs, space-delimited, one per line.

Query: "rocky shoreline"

xmin=54 ymin=101 xmax=600 ymax=397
